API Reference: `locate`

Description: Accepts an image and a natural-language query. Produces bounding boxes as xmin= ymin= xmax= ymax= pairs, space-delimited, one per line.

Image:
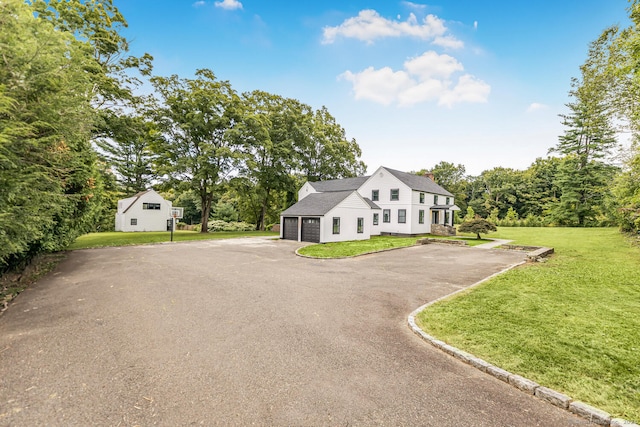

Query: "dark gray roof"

xmin=363 ymin=198 xmax=381 ymax=209
xmin=308 ymin=176 xmax=370 ymax=192
xmin=384 ymin=167 xmax=453 ymax=197
xmin=281 ymin=191 xmax=354 ymax=216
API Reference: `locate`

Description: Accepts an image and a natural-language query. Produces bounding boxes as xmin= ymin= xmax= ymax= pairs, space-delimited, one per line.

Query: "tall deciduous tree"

xmin=30 ymin=0 xmax=153 ymax=107
xmin=234 ymin=91 xmax=299 ymax=230
xmin=296 ymin=106 xmax=366 ymax=181
xmin=150 ymin=69 xmax=242 ymax=231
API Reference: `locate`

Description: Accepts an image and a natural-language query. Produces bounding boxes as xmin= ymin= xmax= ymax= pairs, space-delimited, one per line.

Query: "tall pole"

xmin=170 ymin=217 xmax=174 ymax=242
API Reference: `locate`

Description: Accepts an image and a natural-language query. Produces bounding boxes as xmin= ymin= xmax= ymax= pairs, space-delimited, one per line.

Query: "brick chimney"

xmin=424 ymin=172 xmax=435 ymax=181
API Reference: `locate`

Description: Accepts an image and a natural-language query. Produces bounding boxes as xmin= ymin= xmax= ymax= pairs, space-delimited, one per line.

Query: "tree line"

xmin=3 ymin=0 xmax=640 ymax=274
xmin=423 ymin=2 xmax=640 ymax=232
xmin=0 ymin=0 xmax=365 ymax=271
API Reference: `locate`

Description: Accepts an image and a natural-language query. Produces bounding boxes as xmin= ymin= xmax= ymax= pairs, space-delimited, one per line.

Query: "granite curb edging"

xmin=407 ymin=263 xmax=638 ymax=427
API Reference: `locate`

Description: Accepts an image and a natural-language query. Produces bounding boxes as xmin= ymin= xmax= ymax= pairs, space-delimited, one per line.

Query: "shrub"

xmin=458 ymin=218 xmax=497 ymax=239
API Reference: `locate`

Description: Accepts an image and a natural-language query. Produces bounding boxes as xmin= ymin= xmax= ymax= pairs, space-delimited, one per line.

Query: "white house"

xmin=280 ymin=166 xmax=459 ymax=243
xmin=115 ymin=189 xmax=175 ymax=232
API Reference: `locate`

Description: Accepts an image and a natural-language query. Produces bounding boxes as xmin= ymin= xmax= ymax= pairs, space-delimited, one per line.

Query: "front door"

xmin=431 ymin=210 xmax=439 ymax=224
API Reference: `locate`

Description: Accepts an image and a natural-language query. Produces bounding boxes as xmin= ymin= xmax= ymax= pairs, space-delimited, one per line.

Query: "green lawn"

xmin=297 ymin=234 xmax=490 ymax=258
xmin=416 ymin=227 xmax=640 ymax=422
xmin=297 ymin=235 xmax=421 ymax=258
xmin=68 ymin=230 xmax=278 ymax=250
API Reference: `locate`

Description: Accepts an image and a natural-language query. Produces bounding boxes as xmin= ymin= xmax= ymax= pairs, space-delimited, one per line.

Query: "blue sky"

xmin=117 ymin=0 xmax=631 ymax=175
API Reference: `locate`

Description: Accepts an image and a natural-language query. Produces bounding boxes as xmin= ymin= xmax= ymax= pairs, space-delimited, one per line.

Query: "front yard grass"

xmin=68 ymin=230 xmax=278 ymax=250
xmin=416 ymin=227 xmax=640 ymax=422
xmin=297 ymin=234 xmax=491 ymax=258
xmin=297 ymin=235 xmax=421 ymax=258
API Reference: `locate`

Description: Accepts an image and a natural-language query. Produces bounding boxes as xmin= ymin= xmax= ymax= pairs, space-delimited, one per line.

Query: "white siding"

xmin=298 ymin=182 xmax=317 ymax=201
xmin=320 ymin=192 xmax=372 ymax=243
xmin=115 ymin=190 xmax=173 ymax=232
xmin=358 ymin=167 xmax=413 ymax=234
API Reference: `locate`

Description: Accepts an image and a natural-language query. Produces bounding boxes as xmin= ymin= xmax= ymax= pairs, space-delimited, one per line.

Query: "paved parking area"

xmin=0 ymin=238 xmax=585 ymax=426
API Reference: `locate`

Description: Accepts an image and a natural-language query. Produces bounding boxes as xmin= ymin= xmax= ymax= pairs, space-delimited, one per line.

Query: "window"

xmin=372 ymin=190 xmax=379 ymax=201
xmin=419 ymin=193 xmax=425 ymax=204
xmin=333 ymin=217 xmax=340 ymax=234
xmin=446 ymin=197 xmax=450 ymax=205
xmin=143 ymin=202 xmax=161 ymax=210
xmin=432 ymin=211 xmax=439 ymax=224
xmin=357 ymin=217 xmax=364 ymax=233
xmin=398 ymin=209 xmax=406 ymax=224
xmin=373 ymin=213 xmax=379 ymax=225
xmin=383 ymin=209 xmax=391 ymax=223
xmin=130 ymin=218 xmax=137 ymax=226
xmin=434 ymin=195 xmax=439 ymax=205
xmin=419 ymin=210 xmax=425 ymax=224
xmin=390 ymin=189 xmax=399 ymax=201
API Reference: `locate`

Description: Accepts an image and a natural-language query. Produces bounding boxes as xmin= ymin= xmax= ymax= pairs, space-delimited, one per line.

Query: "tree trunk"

xmin=258 ymin=188 xmax=271 ymax=231
xmin=476 ymin=233 xmax=481 ymax=240
xmin=200 ymin=194 xmax=212 ymax=233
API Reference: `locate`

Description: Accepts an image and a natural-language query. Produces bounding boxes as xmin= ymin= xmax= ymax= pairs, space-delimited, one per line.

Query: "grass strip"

xmin=68 ymin=230 xmax=278 ymax=250
xmin=416 ymin=227 xmax=640 ymax=422
xmin=297 ymin=234 xmax=491 ymax=258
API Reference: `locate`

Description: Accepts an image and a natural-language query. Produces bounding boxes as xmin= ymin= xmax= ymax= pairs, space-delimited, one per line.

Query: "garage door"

xmin=301 ymin=217 xmax=320 ymax=243
xmin=283 ymin=217 xmax=298 ymax=240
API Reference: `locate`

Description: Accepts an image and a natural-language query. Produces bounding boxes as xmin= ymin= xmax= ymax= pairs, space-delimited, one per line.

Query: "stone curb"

xmin=294 ymin=243 xmax=419 ymax=259
xmin=407 ymin=263 xmax=638 ymax=427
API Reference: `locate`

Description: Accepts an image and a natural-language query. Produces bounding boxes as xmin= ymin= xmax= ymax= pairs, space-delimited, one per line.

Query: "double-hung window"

xmin=390 ymin=189 xmax=399 ymax=201
xmin=418 ymin=210 xmax=425 ymax=224
xmin=383 ymin=209 xmax=391 ymax=223
xmin=373 ymin=213 xmax=379 ymax=225
xmin=357 ymin=217 xmax=364 ymax=233
xmin=398 ymin=209 xmax=406 ymax=224
xmin=434 ymin=195 xmax=439 ymax=205
xmin=332 ymin=217 xmax=340 ymax=234
xmin=372 ymin=190 xmax=379 ymax=201
xmin=419 ymin=193 xmax=425 ymax=204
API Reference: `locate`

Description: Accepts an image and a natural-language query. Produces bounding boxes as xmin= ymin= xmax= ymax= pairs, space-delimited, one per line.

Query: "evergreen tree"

xmin=550 ymin=38 xmax=619 ymax=226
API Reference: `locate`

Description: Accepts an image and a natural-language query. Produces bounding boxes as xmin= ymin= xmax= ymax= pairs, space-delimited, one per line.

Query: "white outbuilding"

xmin=115 ymin=189 xmax=175 ymax=232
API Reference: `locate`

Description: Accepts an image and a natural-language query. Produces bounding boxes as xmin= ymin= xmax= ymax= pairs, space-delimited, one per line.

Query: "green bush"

xmin=192 ymin=220 xmax=255 ymax=232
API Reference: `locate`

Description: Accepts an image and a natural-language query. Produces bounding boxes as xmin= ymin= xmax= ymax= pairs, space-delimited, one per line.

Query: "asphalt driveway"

xmin=0 ymin=238 xmax=585 ymax=426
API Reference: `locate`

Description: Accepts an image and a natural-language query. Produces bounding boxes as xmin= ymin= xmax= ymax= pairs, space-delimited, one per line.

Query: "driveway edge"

xmin=407 ymin=262 xmax=638 ymax=427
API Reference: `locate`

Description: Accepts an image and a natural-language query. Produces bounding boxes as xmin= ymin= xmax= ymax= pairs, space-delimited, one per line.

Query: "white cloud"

xmin=322 ymin=9 xmax=462 ymax=48
xmin=433 ymin=35 xmax=464 ymax=49
xmin=339 ymin=51 xmax=490 ymax=107
xmin=192 ymin=1 xmax=206 ymax=7
xmin=402 ymin=1 xmax=427 ymax=11
xmin=527 ymin=102 xmax=548 ymax=112
xmin=474 ymin=21 xmax=478 ymax=30
xmin=404 ymin=51 xmax=463 ymax=79
xmin=438 ymin=74 xmax=491 ymax=107
xmin=214 ymin=0 xmax=242 ymax=10
xmin=340 ymin=68 xmax=413 ymax=105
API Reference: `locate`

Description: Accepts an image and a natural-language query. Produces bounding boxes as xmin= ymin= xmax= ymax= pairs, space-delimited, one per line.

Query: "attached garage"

xmin=282 ymin=217 xmax=298 ymax=241
xmin=301 ymin=218 xmax=320 ymax=243
xmin=280 ymin=190 xmax=378 ymax=244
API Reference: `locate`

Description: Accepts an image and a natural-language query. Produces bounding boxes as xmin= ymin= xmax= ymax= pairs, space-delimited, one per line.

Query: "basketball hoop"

xmin=170 ymin=207 xmax=184 ymax=220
